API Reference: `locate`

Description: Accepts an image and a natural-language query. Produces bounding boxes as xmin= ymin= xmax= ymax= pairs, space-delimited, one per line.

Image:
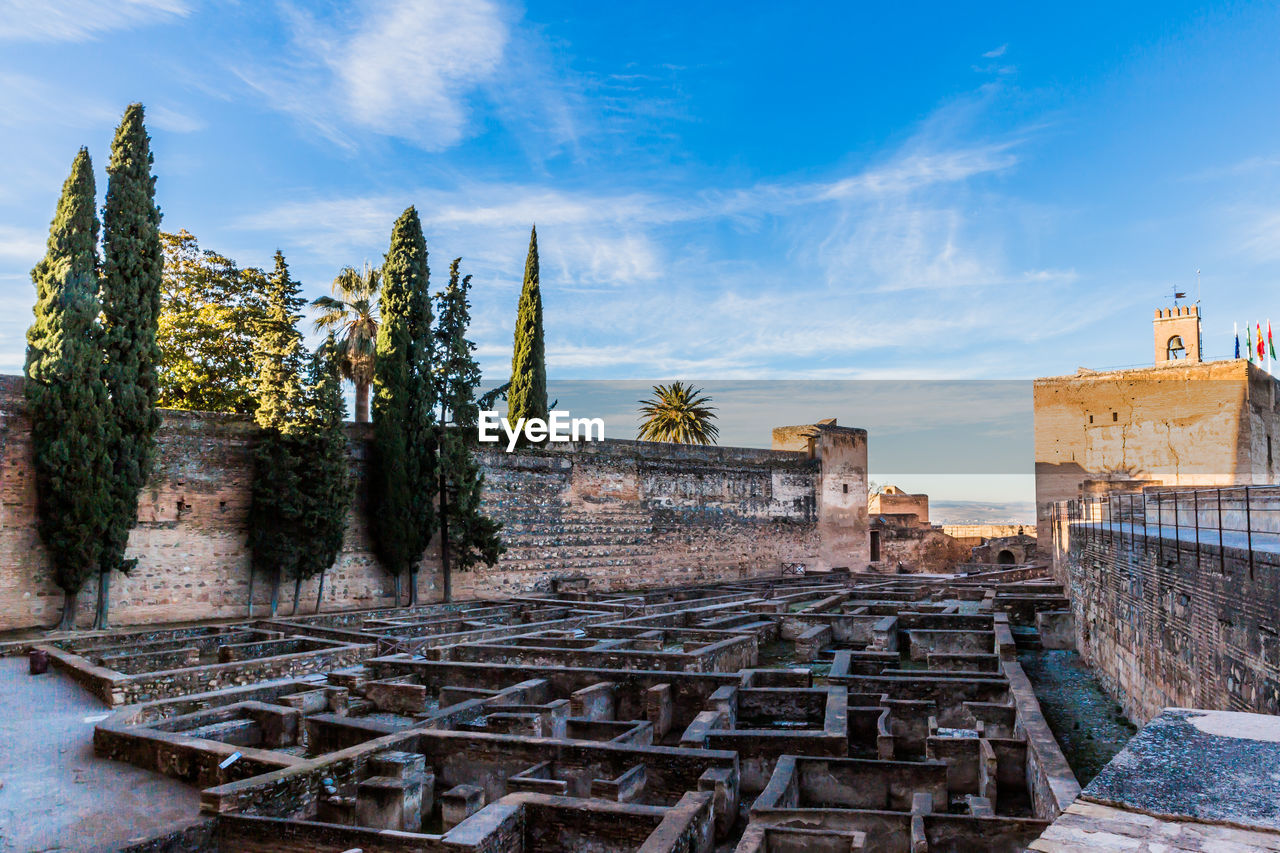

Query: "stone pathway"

xmin=1032 ymin=800 xmax=1280 ymax=851
xmin=0 ymin=657 xmax=199 ymax=853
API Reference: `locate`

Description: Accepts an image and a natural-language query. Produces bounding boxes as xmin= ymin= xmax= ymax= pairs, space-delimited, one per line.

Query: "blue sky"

xmin=2 ymin=1 xmax=1279 ymax=510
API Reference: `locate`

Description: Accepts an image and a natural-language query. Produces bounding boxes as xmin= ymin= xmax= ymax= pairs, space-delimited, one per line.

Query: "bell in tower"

xmin=1153 ymin=304 xmax=1202 ymax=364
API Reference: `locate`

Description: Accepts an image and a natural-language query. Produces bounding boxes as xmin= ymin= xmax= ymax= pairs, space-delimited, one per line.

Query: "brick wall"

xmin=1053 ymin=509 xmax=1280 ymax=723
xmin=1 ymin=375 xmax=836 ymax=632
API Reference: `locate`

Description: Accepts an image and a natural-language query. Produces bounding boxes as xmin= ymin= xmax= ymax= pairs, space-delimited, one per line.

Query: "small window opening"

xmin=843 ymin=484 xmax=849 ymax=494
xmin=1112 ymin=412 xmax=1118 ymax=422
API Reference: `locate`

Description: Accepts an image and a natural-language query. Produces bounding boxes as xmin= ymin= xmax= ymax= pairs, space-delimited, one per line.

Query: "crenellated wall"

xmin=1 ymin=375 xmax=867 ymax=632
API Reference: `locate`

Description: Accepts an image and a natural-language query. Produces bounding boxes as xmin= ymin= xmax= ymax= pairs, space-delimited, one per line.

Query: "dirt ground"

xmin=0 ymin=657 xmax=199 ymax=853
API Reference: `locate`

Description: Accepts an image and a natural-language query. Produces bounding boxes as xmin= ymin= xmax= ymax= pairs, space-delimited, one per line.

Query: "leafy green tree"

xmin=637 ymin=382 xmax=720 ymax=445
xmin=370 ymin=207 xmax=438 ymax=606
xmin=507 ymin=225 xmax=547 ymax=436
xmin=248 ymin=251 xmax=308 ymax=616
xmin=96 ymin=102 xmax=164 ymax=629
xmin=292 ymin=335 xmax=353 ymax=613
xmin=157 ymin=230 xmax=265 ymax=413
xmin=24 ymin=149 xmax=114 ymax=632
xmin=435 ymin=258 xmax=503 ymax=600
xmin=312 ymin=263 xmax=380 ymax=423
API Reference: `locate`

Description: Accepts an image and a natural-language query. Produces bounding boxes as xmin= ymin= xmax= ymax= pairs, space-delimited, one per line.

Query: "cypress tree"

xmin=96 ymin=102 xmax=163 ymax=629
xmin=248 ymin=251 xmax=307 ymax=617
xmin=24 ymin=149 xmax=113 ymax=632
xmin=507 ymin=225 xmax=548 ymax=435
xmin=370 ymin=206 xmax=437 ymax=606
xmin=293 ymin=335 xmax=353 ymax=614
xmin=436 ymin=259 xmax=504 ymax=600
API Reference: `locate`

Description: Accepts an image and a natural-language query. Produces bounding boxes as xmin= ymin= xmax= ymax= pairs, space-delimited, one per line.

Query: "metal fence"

xmin=1058 ymin=485 xmax=1280 ymax=573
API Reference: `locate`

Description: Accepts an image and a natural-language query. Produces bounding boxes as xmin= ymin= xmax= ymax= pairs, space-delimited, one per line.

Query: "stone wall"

xmin=1033 ymin=358 xmax=1280 ymax=544
xmin=942 ymin=524 xmax=1033 ymax=547
xmin=1051 ymin=502 xmax=1280 ymax=723
xmin=1 ymin=375 xmax=859 ymax=632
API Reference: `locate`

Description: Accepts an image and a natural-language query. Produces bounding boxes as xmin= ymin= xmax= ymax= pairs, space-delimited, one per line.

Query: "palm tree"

xmin=637 ymin=382 xmax=720 ymax=445
xmin=313 ymin=263 xmax=380 ymax=422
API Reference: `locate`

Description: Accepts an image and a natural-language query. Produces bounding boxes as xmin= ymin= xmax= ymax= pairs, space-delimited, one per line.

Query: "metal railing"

xmin=1058 ymin=485 xmax=1280 ymax=573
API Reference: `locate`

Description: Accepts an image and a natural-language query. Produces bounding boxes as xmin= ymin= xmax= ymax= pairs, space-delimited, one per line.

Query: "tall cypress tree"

xmin=293 ymin=335 xmax=353 ymax=614
xmin=436 ymin=259 xmax=504 ymax=600
xmin=248 ymin=251 xmax=307 ymax=617
xmin=24 ymin=149 xmax=113 ymax=632
xmin=370 ymin=206 xmax=437 ymax=606
xmin=507 ymin=225 xmax=548 ymax=434
xmin=96 ymin=102 xmax=164 ymax=629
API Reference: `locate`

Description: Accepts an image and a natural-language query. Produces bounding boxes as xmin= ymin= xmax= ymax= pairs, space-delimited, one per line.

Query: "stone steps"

xmin=499 ymin=541 xmax=656 ymax=561
xmin=495 ymin=554 xmax=657 ymax=573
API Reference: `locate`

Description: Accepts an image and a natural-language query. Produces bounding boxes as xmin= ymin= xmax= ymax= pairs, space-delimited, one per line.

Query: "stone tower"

xmin=1153 ymin=305 xmax=1201 ymax=364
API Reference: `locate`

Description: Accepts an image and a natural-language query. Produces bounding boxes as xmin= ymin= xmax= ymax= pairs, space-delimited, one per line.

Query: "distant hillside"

xmin=929 ymin=500 xmax=1036 ymax=526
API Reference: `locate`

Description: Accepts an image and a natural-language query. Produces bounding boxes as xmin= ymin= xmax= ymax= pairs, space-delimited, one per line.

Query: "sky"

xmin=3 ymin=1 xmax=1280 ymax=515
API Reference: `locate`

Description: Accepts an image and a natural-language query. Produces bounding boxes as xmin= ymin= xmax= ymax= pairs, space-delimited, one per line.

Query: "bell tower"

xmin=1154 ymin=305 xmax=1201 ymax=364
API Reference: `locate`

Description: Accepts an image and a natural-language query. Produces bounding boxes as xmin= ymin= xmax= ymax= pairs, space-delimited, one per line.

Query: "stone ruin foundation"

xmin=0 ymin=565 xmax=1110 ymax=851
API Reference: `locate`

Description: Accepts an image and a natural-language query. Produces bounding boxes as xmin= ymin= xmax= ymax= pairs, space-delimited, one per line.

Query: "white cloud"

xmin=0 ymin=0 xmax=190 ymax=42
xmin=238 ymin=0 xmax=509 ymax=151
xmin=1239 ymin=209 xmax=1280 ymax=262
xmin=145 ymin=105 xmax=205 ymax=134
xmin=0 ymin=225 xmax=44 ymax=264
xmin=228 ymin=97 xmax=1078 ymax=380
xmin=983 ymin=44 xmax=1008 ymax=59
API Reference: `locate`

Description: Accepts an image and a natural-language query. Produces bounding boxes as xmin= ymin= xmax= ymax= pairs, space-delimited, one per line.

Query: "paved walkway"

xmin=1077 ymin=520 xmax=1280 ymax=554
xmin=0 ymin=657 xmax=199 ymax=853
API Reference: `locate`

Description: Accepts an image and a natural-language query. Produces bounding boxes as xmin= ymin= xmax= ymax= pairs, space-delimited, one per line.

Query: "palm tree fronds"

xmin=636 ymin=381 xmax=719 ymax=445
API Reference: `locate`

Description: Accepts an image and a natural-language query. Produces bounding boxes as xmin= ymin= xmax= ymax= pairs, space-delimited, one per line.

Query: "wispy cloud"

xmin=983 ymin=44 xmax=1008 ymax=58
xmin=146 ymin=104 xmax=205 ymax=134
xmin=0 ymin=0 xmax=190 ymax=42
xmin=0 ymin=225 xmax=44 ymax=264
xmin=233 ymin=0 xmax=586 ymax=154
xmin=231 ymin=107 xmax=1077 ymax=380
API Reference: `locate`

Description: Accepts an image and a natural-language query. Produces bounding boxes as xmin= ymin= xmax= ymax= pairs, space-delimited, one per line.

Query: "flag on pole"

xmin=1236 ymin=323 xmax=1241 ymax=358
xmin=1269 ymin=320 xmax=1276 ymax=360
xmin=1259 ymin=323 xmax=1266 ymax=361
xmin=1247 ymin=324 xmax=1255 ymax=362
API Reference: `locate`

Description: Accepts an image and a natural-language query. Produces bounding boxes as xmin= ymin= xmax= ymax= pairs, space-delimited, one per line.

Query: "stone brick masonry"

xmin=1051 ymin=505 xmax=1280 ymax=723
xmin=0 ymin=375 xmax=856 ymax=632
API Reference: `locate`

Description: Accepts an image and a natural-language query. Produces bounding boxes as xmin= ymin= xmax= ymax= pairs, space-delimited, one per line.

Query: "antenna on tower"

xmin=1196 ymin=268 xmax=1201 ymax=305
xmin=1171 ymin=284 xmax=1186 ymax=304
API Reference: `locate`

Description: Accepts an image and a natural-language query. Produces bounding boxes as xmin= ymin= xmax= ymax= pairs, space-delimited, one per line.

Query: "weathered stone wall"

xmin=1033 ymin=359 xmax=1280 ymax=545
xmin=871 ymin=527 xmax=969 ymax=573
xmin=1052 ymin=509 xmax=1280 ymax=723
xmin=942 ymin=524 xmax=1033 ymax=547
xmin=1 ymin=375 xmax=837 ymax=632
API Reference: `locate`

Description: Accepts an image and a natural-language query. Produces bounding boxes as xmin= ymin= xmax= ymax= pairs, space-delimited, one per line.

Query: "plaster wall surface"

xmin=1033 ymin=359 xmax=1280 ymax=544
xmin=869 ymin=488 xmax=929 ymax=526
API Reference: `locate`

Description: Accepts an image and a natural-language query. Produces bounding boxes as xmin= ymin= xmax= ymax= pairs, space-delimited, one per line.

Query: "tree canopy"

xmin=507 ymin=225 xmax=547 ymax=435
xmin=24 ymin=148 xmax=114 ymax=631
xmin=97 ymin=103 xmax=164 ymax=627
xmin=157 ymin=230 xmax=265 ymax=414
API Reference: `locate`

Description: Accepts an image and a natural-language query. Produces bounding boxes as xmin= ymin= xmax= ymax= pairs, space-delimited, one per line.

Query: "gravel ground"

xmin=1018 ymin=648 xmax=1137 ymax=786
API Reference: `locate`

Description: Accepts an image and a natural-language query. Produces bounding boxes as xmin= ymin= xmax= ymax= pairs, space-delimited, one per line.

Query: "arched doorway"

xmin=997 ymin=549 xmax=1016 ymax=565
